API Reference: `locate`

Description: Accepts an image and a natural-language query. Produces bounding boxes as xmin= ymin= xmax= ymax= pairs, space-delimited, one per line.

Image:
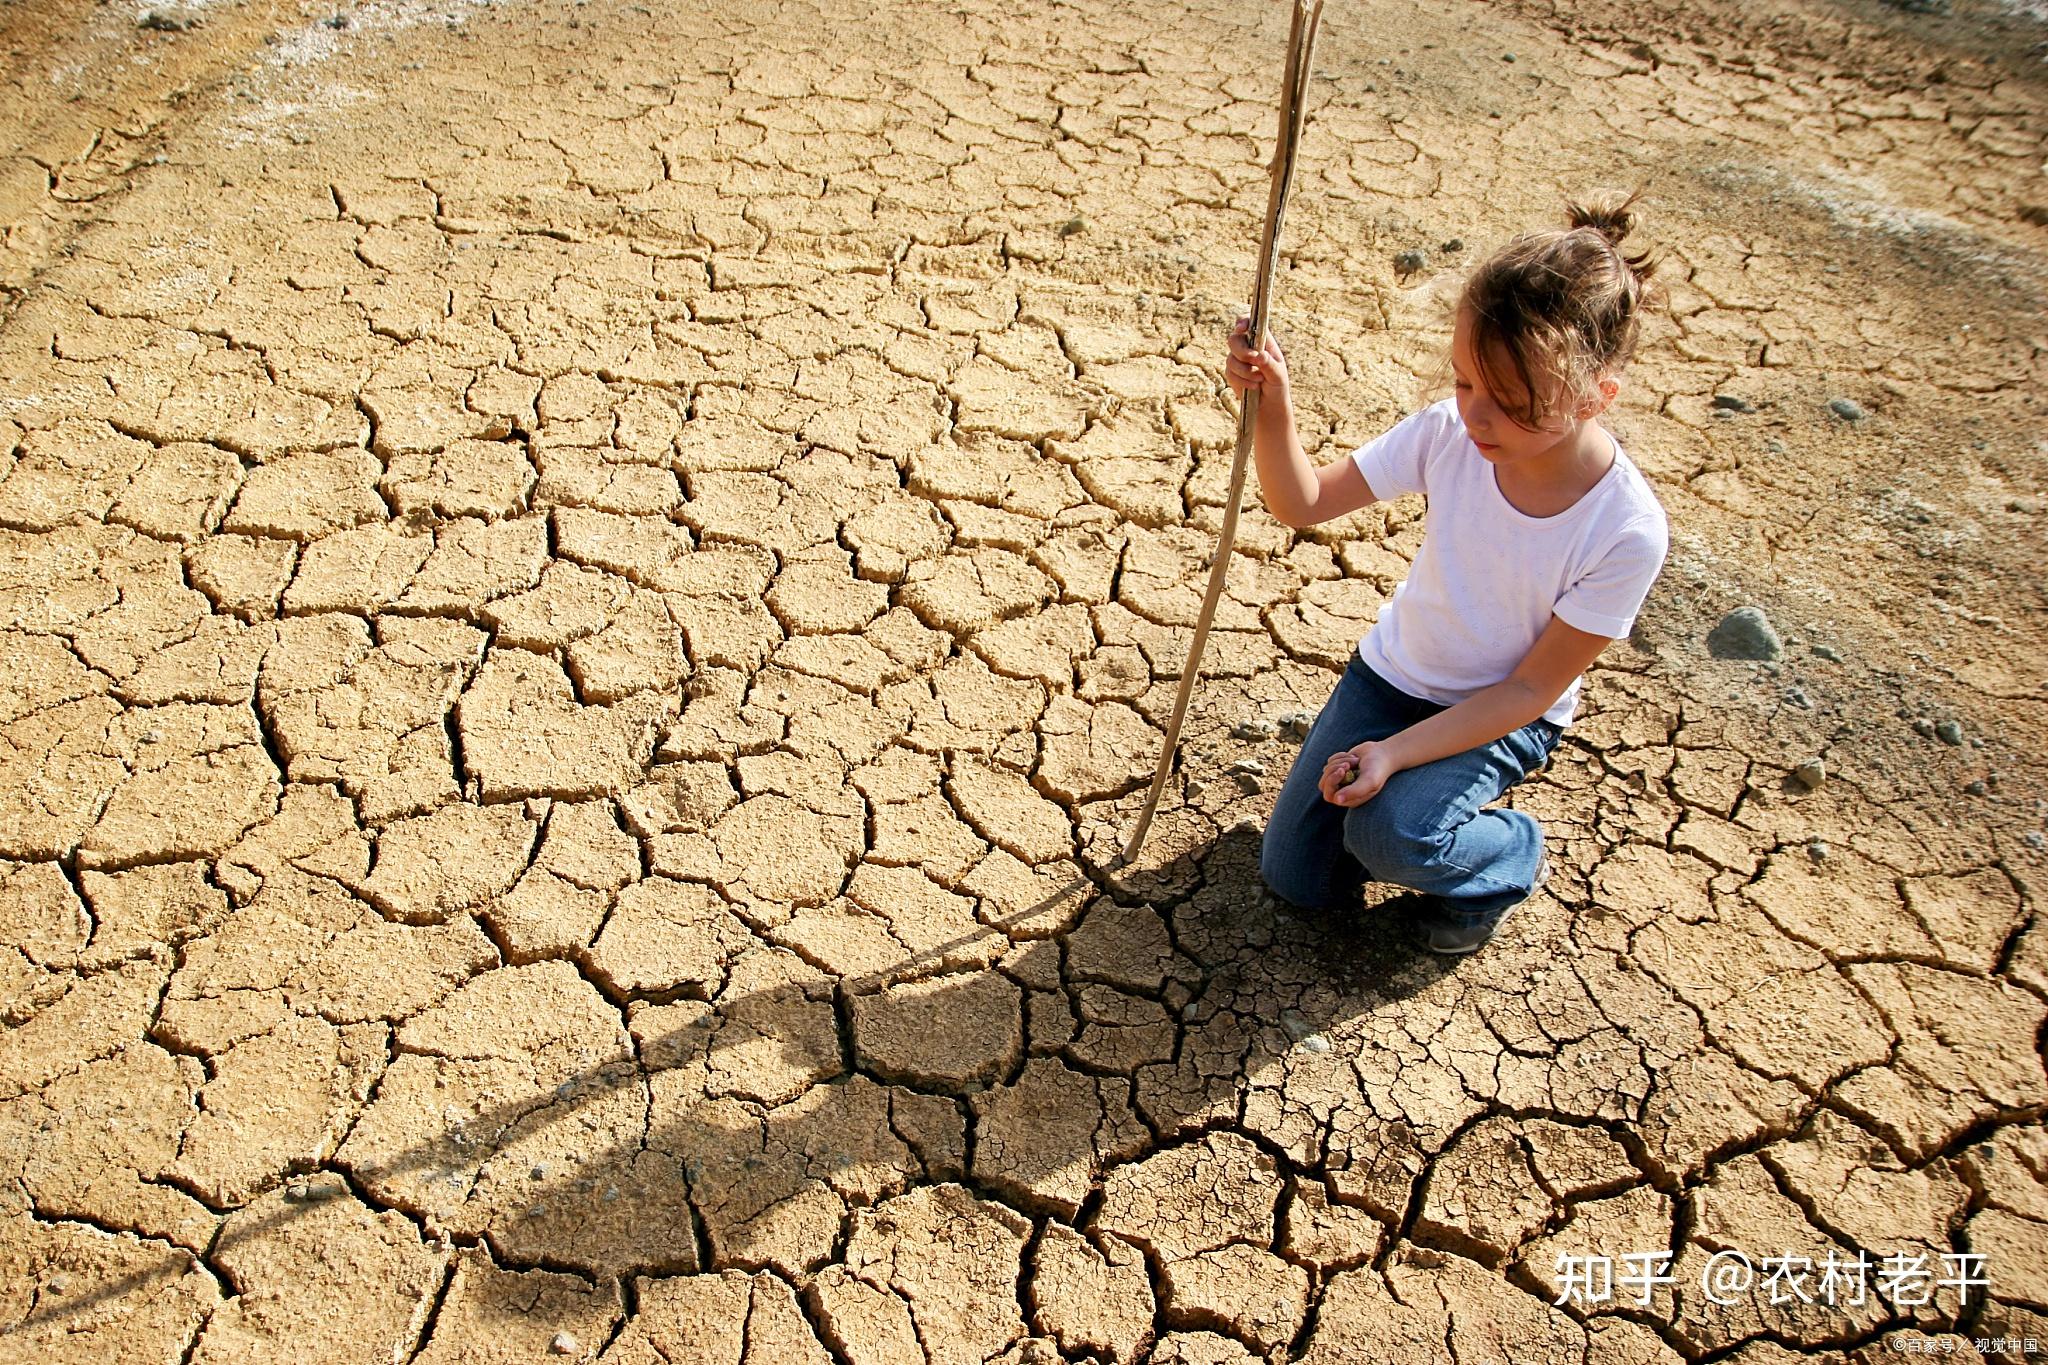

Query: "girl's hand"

xmin=1225 ymin=315 xmax=1290 ymax=400
xmin=1319 ymin=741 xmax=1397 ymax=807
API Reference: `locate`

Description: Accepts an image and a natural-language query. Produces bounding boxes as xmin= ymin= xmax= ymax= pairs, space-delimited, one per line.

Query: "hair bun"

xmin=1565 ymin=190 xmax=1640 ymax=247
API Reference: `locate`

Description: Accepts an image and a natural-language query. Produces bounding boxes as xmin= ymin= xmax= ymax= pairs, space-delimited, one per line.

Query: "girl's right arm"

xmin=1226 ymin=316 xmax=1380 ymax=528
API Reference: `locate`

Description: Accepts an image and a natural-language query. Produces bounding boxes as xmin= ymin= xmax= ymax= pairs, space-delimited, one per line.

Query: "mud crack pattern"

xmin=1 ymin=0 xmax=2045 ymax=1359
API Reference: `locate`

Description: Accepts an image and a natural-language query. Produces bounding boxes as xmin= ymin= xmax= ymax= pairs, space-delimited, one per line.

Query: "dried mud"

xmin=1 ymin=0 xmax=2045 ymax=1359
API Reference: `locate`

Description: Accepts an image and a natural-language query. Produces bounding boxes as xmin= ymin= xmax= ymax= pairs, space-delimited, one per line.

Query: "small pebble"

xmin=1793 ymin=758 xmax=1826 ymax=790
xmin=1785 ymin=686 xmax=1811 ymax=709
xmin=1965 ymin=780 xmax=1987 ymax=796
xmin=1232 ymin=717 xmax=1277 ymax=742
xmin=138 ymin=8 xmax=198 ymax=29
xmin=1229 ymin=759 xmax=1267 ymax=777
xmin=1228 ymin=815 xmax=1263 ymax=836
xmin=324 ymin=12 xmax=349 ymax=27
xmin=1913 ymin=717 xmax=1936 ymax=738
xmin=1300 ymin=1034 xmax=1332 ymax=1054
xmin=1711 ymin=394 xmax=1755 ymax=413
xmin=1182 ymin=1002 xmax=1200 ymax=1021
xmin=1811 ymin=643 xmax=1840 ymax=662
xmin=2024 ymin=832 xmax=2045 ymax=851
xmin=1828 ymin=397 xmax=1867 ymax=422
xmin=550 ymin=1331 xmax=579 ymax=1356
xmin=1807 ymin=840 xmax=1829 ymax=861
xmin=1440 ymin=237 xmax=1464 ymax=253
xmin=45 ymin=1275 xmax=69 ymax=1296
xmin=1706 ymin=605 xmax=1782 ymax=661
xmin=1502 ymin=52 xmax=1516 ymax=61
xmin=1394 ymin=248 xmax=1428 ymax=273
xmin=1184 ymin=778 xmax=1205 ymax=799
xmin=530 ymin=1164 xmax=548 ymax=1181
xmin=1280 ymin=1008 xmax=1313 ymax=1041
xmin=1935 ymin=720 xmax=1964 ymax=746
xmin=1275 ymin=710 xmax=1317 ymax=741
xmin=1057 ymin=215 xmax=1085 ymax=237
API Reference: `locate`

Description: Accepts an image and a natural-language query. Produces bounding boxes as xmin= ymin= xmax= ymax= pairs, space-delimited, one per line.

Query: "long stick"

xmin=1121 ymin=0 xmax=1324 ymax=864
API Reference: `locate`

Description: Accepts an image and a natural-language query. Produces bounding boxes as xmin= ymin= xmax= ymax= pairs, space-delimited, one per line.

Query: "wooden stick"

xmin=1121 ymin=0 xmax=1324 ymax=863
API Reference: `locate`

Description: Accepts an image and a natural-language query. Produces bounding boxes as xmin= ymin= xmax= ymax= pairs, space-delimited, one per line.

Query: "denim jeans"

xmin=1259 ymin=650 xmax=1563 ymax=921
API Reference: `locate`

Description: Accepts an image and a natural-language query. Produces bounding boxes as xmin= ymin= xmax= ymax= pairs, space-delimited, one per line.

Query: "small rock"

xmin=138 ymin=8 xmax=199 ymax=30
xmin=1275 ymin=709 xmax=1316 ymax=741
xmin=1236 ymin=775 xmax=1264 ymax=795
xmin=1807 ymin=840 xmax=1829 ymax=861
xmin=1793 ymin=759 xmax=1825 ymax=790
xmin=1440 ymin=237 xmax=1464 ymax=253
xmin=1182 ymin=1002 xmax=1200 ymax=1021
xmin=324 ymin=12 xmax=350 ymax=27
xmin=1785 ymin=686 xmax=1811 ymax=709
xmin=1811 ymin=643 xmax=1841 ymax=662
xmin=1228 ymin=815 xmax=1263 ymax=836
xmin=1057 ymin=215 xmax=1085 ymax=237
xmin=1935 ymin=720 xmax=1964 ymax=746
xmin=1232 ymin=717 xmax=1277 ymax=742
xmin=1183 ymin=778 xmax=1205 ymax=799
xmin=1279 ymin=1008 xmax=1313 ymax=1041
xmin=1827 ymin=397 xmax=1867 ymax=422
xmin=549 ymin=1331 xmax=579 ymax=1356
xmin=1300 ymin=1034 xmax=1332 ymax=1054
xmin=1711 ymin=394 xmax=1755 ymax=413
xmin=530 ymin=1163 xmax=548 ymax=1181
xmin=1707 ymin=605 xmax=1782 ymax=661
xmin=284 ymin=1179 xmax=310 ymax=1202
xmin=45 ymin=1275 xmax=69 ymax=1296
xmin=1913 ymin=717 xmax=1936 ymax=738
xmin=1228 ymin=759 xmax=1267 ymax=778
xmin=1502 ymin=52 xmax=1517 ymax=61
xmin=1965 ymin=780 xmax=1988 ymax=796
xmin=2024 ymin=832 xmax=2045 ymax=851
xmin=1394 ymin=249 xmax=1428 ymax=274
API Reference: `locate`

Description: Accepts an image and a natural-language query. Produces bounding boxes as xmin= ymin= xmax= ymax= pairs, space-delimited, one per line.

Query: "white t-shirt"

xmin=1351 ymin=398 xmax=1669 ymax=729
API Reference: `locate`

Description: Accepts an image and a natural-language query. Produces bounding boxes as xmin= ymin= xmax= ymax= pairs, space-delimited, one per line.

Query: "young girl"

xmin=1227 ymin=192 xmax=1670 ymax=954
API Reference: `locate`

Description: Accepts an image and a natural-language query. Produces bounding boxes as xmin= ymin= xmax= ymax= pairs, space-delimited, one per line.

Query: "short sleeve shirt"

xmin=1351 ymin=398 xmax=1670 ymax=728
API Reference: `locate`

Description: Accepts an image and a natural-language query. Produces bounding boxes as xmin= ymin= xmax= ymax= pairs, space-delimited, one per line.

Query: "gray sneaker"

xmin=1419 ymin=848 xmax=1548 ymax=956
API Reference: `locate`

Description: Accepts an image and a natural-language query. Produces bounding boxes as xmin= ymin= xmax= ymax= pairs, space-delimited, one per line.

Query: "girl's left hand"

xmin=1319 ymin=742 xmax=1397 ymax=807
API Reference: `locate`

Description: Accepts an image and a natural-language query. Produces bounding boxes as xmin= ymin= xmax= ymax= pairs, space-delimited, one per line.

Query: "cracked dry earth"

xmin=2 ymin=0 xmax=2046 ymax=1357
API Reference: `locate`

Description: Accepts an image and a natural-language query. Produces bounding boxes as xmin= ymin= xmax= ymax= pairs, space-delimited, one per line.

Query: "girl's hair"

xmin=1458 ymin=190 xmax=1660 ymax=430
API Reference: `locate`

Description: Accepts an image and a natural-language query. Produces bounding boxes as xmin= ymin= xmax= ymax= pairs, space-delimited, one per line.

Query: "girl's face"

xmin=1450 ymin=310 xmax=1607 ymax=467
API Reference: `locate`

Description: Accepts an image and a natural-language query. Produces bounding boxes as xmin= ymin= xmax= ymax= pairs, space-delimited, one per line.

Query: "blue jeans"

xmin=1259 ymin=651 xmax=1563 ymax=921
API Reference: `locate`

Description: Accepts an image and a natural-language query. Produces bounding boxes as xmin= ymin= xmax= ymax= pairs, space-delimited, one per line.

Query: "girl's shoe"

xmin=1418 ymin=849 xmax=1548 ymax=956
